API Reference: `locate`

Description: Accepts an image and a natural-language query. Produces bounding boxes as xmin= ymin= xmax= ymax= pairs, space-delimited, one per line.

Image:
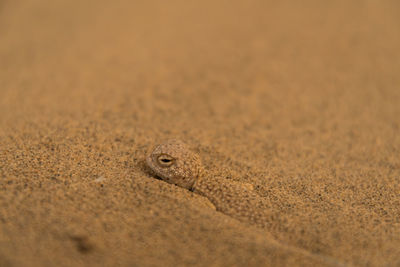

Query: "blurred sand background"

xmin=1 ymin=0 xmax=400 ymax=266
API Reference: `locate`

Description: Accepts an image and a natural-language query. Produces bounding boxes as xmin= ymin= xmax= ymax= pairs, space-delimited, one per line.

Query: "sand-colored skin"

xmin=1 ymin=1 xmax=400 ymax=266
xmin=147 ymin=139 xmax=272 ymax=228
xmin=147 ymin=140 xmax=346 ymax=266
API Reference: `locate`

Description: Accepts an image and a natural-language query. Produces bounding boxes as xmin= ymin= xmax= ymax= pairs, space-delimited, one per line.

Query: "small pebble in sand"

xmin=146 ymin=139 xmax=271 ymax=228
xmin=94 ymin=176 xmax=106 ymax=183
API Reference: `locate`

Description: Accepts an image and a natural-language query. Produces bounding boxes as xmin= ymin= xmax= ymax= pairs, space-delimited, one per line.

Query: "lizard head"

xmin=146 ymin=139 xmax=202 ymax=190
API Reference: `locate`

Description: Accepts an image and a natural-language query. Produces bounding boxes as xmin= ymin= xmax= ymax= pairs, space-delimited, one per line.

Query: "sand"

xmin=0 ymin=0 xmax=399 ymax=266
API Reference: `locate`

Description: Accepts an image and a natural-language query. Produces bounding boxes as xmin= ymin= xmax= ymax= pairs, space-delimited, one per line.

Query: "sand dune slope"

xmin=1 ymin=1 xmax=399 ymax=266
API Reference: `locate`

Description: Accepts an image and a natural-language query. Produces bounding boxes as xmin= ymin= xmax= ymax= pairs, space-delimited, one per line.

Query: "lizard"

xmin=145 ymin=139 xmax=273 ymax=228
xmin=145 ymin=140 xmax=346 ymax=266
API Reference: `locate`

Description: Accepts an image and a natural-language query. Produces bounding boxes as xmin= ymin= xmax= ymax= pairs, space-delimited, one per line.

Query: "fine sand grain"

xmin=1 ymin=1 xmax=399 ymax=266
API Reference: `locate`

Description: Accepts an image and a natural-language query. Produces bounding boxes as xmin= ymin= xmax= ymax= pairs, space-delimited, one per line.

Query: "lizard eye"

xmin=157 ymin=154 xmax=175 ymax=167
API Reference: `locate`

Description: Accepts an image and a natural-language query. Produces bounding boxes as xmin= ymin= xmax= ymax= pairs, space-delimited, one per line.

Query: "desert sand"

xmin=0 ymin=1 xmax=399 ymax=266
